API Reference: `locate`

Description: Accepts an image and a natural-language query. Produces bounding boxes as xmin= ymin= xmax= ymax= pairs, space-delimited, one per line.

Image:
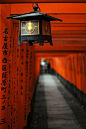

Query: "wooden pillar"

xmin=0 ymin=4 xmax=11 ymax=129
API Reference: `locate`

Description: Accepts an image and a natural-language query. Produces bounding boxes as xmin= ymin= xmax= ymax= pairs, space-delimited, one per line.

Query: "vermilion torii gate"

xmin=0 ymin=1 xmax=86 ymax=129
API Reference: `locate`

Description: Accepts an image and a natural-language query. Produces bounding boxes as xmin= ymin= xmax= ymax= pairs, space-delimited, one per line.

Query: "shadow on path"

xmin=29 ymin=75 xmax=48 ymax=129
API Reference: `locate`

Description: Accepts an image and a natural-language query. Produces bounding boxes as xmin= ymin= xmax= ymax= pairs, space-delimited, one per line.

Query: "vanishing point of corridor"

xmin=30 ymin=74 xmax=86 ymax=129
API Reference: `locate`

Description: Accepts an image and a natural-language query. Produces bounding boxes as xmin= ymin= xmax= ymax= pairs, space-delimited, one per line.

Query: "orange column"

xmin=13 ymin=24 xmax=17 ymax=129
xmin=78 ymin=54 xmax=82 ymax=91
xmin=8 ymin=23 xmax=12 ymax=129
xmin=28 ymin=46 xmax=33 ymax=106
xmin=34 ymin=56 xmax=41 ymax=85
xmin=19 ymin=43 xmax=26 ymax=129
xmin=16 ymin=34 xmax=20 ymax=129
xmin=83 ymin=53 xmax=86 ymax=93
xmin=0 ymin=4 xmax=11 ymax=129
xmin=26 ymin=43 xmax=30 ymax=119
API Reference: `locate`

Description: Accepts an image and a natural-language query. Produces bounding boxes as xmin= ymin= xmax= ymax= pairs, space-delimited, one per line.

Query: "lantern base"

xmin=17 ymin=35 xmax=53 ymax=46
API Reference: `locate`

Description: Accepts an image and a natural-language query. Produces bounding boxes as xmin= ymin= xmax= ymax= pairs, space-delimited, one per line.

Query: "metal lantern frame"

xmin=6 ymin=3 xmax=62 ymax=46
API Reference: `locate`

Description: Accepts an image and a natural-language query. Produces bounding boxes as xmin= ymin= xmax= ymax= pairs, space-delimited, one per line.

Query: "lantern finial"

xmin=32 ymin=3 xmax=40 ymax=12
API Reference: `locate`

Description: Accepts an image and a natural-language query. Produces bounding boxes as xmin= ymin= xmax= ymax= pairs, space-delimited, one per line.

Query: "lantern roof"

xmin=6 ymin=11 xmax=62 ymax=21
xmin=6 ymin=3 xmax=62 ymax=22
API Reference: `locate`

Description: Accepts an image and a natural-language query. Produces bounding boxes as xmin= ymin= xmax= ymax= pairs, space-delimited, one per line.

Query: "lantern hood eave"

xmin=6 ymin=11 xmax=62 ymax=22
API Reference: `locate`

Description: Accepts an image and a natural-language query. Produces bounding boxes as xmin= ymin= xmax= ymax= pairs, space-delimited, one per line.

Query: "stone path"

xmin=29 ymin=74 xmax=86 ymax=129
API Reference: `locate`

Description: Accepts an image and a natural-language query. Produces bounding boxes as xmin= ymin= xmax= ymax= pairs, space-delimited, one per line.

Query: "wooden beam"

xmin=51 ymin=27 xmax=86 ymax=31
xmin=51 ymin=23 xmax=86 ymax=27
xmin=51 ymin=40 xmax=86 ymax=45
xmin=52 ymin=34 xmax=86 ymax=38
xmin=51 ymin=30 xmax=86 ymax=34
xmin=0 ymin=0 xmax=86 ymax=4
xmin=33 ymin=43 xmax=86 ymax=51
xmin=10 ymin=3 xmax=86 ymax=14
xmin=50 ymin=14 xmax=86 ymax=24
xmin=35 ymin=52 xmax=69 ymax=57
xmin=52 ymin=37 xmax=86 ymax=41
xmin=34 ymin=50 xmax=86 ymax=58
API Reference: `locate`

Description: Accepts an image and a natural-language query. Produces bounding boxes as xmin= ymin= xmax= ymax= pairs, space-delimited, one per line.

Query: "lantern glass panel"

xmin=21 ymin=20 xmax=39 ymax=35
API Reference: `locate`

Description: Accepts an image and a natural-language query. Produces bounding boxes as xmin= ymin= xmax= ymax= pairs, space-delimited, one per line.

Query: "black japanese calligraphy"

xmin=0 ymin=118 xmax=7 ymax=125
xmin=3 ymin=28 xmax=8 ymax=34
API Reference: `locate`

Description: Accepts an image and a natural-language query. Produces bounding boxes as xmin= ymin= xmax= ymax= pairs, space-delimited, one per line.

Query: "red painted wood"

xmin=0 ymin=0 xmax=86 ymax=4
xmin=0 ymin=4 xmax=11 ymax=129
xmin=0 ymin=3 xmax=86 ymax=129
xmin=11 ymin=3 xmax=86 ymax=14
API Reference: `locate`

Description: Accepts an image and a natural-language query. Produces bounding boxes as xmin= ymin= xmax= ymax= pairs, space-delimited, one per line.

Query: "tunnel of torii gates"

xmin=0 ymin=1 xmax=86 ymax=129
